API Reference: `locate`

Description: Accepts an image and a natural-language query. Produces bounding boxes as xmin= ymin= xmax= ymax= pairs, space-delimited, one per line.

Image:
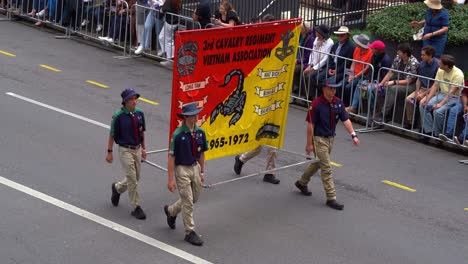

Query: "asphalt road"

xmin=1 ymin=19 xmax=468 ymax=264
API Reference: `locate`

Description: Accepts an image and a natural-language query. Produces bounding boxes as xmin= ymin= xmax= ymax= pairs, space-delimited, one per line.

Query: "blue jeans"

xmin=142 ymin=10 xmax=163 ymax=49
xmin=32 ymin=0 xmax=45 ymax=10
xmin=444 ymin=101 xmax=468 ymax=141
xmin=351 ymin=82 xmax=376 ymax=111
xmin=420 ymin=94 xmax=457 ymax=136
xmin=85 ymin=5 xmax=103 ymax=25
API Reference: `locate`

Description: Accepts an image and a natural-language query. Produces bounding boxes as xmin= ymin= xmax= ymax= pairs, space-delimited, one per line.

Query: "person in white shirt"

xmin=303 ymin=24 xmax=334 ymax=100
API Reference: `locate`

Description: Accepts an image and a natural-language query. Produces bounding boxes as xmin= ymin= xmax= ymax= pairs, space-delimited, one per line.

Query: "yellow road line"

xmin=139 ymin=97 xmax=159 ymax=106
xmin=0 ymin=50 xmax=16 ymax=57
xmin=86 ymin=80 xmax=109 ymax=89
xmin=382 ymin=180 xmax=416 ymax=192
xmin=331 ymin=161 xmax=343 ymax=167
xmin=39 ymin=64 xmax=61 ymax=72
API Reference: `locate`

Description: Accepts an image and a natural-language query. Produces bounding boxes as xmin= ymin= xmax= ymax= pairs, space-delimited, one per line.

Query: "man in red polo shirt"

xmin=294 ymin=81 xmax=360 ymax=210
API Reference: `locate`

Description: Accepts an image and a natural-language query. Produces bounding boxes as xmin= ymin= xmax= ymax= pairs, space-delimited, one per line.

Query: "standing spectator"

xmin=303 ymin=24 xmax=334 ymax=99
xmin=164 ymin=103 xmax=208 ymax=246
xmin=191 ymin=0 xmax=211 ymax=28
xmin=410 ymin=0 xmax=449 ymax=57
xmin=419 ymin=54 xmax=463 ymax=137
xmin=212 ymin=0 xmax=240 ymax=27
xmin=294 ymin=80 xmax=360 ymax=210
xmin=81 ymin=0 xmax=105 ymax=32
xmin=346 ymin=40 xmax=392 ymax=114
xmin=158 ymin=0 xmax=181 ymax=66
xmin=106 ymin=88 xmax=147 ymax=220
xmin=439 ymin=87 xmax=468 ymax=145
xmin=324 ymin=26 xmax=355 ymax=86
xmin=292 ymin=21 xmax=315 ymax=96
xmin=98 ymin=0 xmax=134 ymax=43
xmin=374 ymin=43 xmax=419 ymax=123
xmin=135 ymin=0 xmax=165 ymax=55
xmin=404 ymin=46 xmax=439 ymax=129
xmin=339 ymin=33 xmax=372 ymax=106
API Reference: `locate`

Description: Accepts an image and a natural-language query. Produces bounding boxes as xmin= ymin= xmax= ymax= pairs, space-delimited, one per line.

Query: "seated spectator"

xmin=192 ymin=0 xmax=211 ymax=28
xmin=98 ymin=0 xmax=134 ymax=43
xmin=439 ymin=86 xmax=468 ymax=145
xmin=338 ymin=33 xmax=371 ymax=106
xmin=158 ymin=0 xmax=181 ymax=66
xmin=292 ymin=21 xmax=314 ymax=95
xmin=419 ymin=54 xmax=464 ymax=137
xmin=324 ymin=26 xmax=355 ymax=86
xmin=80 ymin=0 xmax=106 ymax=33
xmin=135 ymin=0 xmax=165 ymax=55
xmin=403 ymin=46 xmax=439 ymax=129
xmin=374 ymin=43 xmax=419 ymax=123
xmin=302 ymin=24 xmax=334 ymax=99
xmin=346 ymin=40 xmax=392 ymax=114
xmin=212 ymin=1 xmax=240 ymax=27
xmin=27 ymin=0 xmax=45 ymax=17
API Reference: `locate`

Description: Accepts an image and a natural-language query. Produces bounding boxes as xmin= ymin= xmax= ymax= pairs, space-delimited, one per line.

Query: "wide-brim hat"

xmin=314 ymin=24 xmax=330 ymax=39
xmin=334 ymin=26 xmax=350 ymax=35
xmin=177 ymin=102 xmax=203 ymax=118
xmin=424 ymin=0 xmax=443 ymax=9
xmin=121 ymin=88 xmax=140 ymax=103
xmin=352 ymin=34 xmax=370 ymax=49
xmin=318 ymin=80 xmax=342 ymax=90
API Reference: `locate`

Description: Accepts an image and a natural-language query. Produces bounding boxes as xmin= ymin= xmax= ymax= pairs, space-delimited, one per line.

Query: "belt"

xmin=177 ymin=161 xmax=199 ymax=166
xmin=120 ymin=144 xmax=141 ymax=150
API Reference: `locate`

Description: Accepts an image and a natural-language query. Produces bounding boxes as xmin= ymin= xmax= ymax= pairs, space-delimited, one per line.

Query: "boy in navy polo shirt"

xmin=164 ymin=103 xmax=208 ymax=246
xmin=106 ymin=88 xmax=147 ymax=220
xmin=294 ymin=81 xmax=360 ymax=210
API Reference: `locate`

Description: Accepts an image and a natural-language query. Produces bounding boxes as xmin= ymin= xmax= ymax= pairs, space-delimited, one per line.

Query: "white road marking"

xmin=0 ymin=176 xmax=212 ymax=264
xmin=4 ymin=92 xmax=212 ymax=264
xmin=6 ymin=92 xmax=110 ymax=129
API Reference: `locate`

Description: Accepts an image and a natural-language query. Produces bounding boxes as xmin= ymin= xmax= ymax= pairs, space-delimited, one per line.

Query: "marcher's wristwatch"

xmin=351 ymin=132 xmax=358 ymax=139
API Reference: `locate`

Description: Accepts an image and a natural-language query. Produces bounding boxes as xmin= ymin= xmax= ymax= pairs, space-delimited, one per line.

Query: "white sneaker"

xmin=135 ymin=45 xmax=144 ymax=55
xmin=37 ymin=9 xmax=45 ymax=18
xmin=453 ymin=137 xmax=461 ymax=145
xmin=438 ymin=134 xmax=451 ymax=142
xmin=464 ymin=140 xmax=468 ymax=147
xmin=81 ymin=19 xmax=88 ymax=27
xmin=98 ymin=36 xmax=113 ymax=43
xmin=96 ymin=24 xmax=102 ymax=32
xmin=160 ymin=60 xmax=173 ymax=67
xmin=157 ymin=50 xmax=165 ymax=57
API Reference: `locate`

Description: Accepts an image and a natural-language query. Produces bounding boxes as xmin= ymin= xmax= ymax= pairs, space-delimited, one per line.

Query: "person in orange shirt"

xmin=337 ymin=34 xmax=372 ymax=106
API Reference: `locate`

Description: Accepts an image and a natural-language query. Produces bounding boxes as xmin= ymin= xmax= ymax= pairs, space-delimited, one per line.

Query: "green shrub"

xmin=367 ymin=3 xmax=468 ymax=46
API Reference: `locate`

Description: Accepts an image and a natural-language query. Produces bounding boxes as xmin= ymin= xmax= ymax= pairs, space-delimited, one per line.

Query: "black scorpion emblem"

xmin=210 ymin=69 xmax=247 ymax=127
xmin=275 ymin=29 xmax=295 ymax=61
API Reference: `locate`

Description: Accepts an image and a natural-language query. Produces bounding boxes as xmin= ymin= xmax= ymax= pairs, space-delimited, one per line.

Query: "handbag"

xmin=413 ymin=27 xmax=424 ymax=41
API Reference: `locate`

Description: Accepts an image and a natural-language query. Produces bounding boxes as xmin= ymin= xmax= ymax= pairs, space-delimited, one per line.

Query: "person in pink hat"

xmin=346 ymin=40 xmax=391 ymax=114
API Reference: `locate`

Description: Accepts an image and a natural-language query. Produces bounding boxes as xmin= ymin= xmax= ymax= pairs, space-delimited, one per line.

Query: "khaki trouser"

xmin=240 ymin=145 xmax=276 ymax=170
xmin=298 ymin=136 xmax=336 ymax=200
xmin=376 ymin=84 xmax=416 ymax=118
xmin=168 ymin=163 xmax=202 ymax=234
xmin=405 ymin=87 xmax=428 ymax=124
xmin=116 ymin=146 xmax=142 ymax=208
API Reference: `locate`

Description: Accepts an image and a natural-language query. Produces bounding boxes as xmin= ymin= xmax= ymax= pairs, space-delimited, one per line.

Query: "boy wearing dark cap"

xmin=294 ymin=81 xmax=360 ymax=210
xmin=106 ymin=88 xmax=147 ymax=220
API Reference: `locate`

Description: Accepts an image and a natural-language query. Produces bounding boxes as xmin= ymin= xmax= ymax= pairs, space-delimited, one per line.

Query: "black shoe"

xmin=111 ymin=182 xmax=120 ymax=207
xmin=294 ymin=181 xmax=312 ymax=196
xmin=233 ymin=155 xmax=244 ymax=175
xmin=184 ymin=231 xmax=204 ymax=246
xmin=131 ymin=206 xmax=146 ymax=220
xmin=164 ymin=205 xmax=176 ymax=229
xmin=263 ymin=174 xmax=280 ymax=184
xmin=326 ymin=200 xmax=344 ymax=210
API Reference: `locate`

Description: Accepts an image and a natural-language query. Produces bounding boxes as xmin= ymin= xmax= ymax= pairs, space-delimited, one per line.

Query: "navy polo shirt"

xmin=306 ymin=95 xmax=349 ymax=137
xmin=169 ymin=123 xmax=208 ymax=166
xmin=417 ymin=58 xmax=439 ymax=88
xmin=110 ymin=107 xmax=146 ymax=146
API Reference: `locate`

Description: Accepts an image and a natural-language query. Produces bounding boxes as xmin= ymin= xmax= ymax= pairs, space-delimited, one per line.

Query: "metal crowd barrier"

xmin=133 ymin=3 xmax=201 ymax=61
xmin=369 ymin=66 xmax=468 ymax=149
xmin=292 ymin=46 xmax=468 ymax=151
